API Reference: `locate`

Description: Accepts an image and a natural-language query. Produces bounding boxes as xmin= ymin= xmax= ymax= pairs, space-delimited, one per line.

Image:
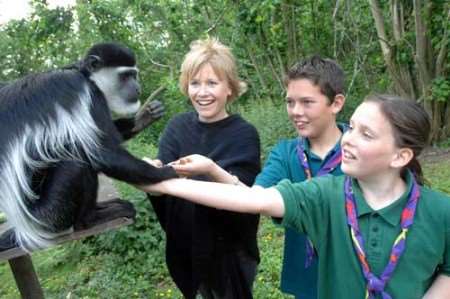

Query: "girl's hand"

xmin=138 ymin=181 xmax=165 ymax=196
xmin=169 ymin=154 xmax=215 ymax=177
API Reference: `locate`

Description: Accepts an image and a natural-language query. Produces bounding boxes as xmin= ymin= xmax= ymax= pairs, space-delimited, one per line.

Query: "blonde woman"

xmin=147 ymin=38 xmax=260 ymax=299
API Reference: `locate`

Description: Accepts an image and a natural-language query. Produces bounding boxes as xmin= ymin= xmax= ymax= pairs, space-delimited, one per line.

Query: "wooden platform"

xmin=0 ymin=216 xmax=134 ymax=261
xmin=0 ymin=175 xmax=134 ymax=299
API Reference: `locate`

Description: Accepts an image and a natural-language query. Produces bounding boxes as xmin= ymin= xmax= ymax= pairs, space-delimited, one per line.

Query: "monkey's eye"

xmin=119 ymin=70 xmax=137 ymax=81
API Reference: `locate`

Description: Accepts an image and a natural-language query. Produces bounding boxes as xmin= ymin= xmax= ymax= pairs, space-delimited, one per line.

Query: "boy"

xmin=253 ymin=55 xmax=346 ymax=298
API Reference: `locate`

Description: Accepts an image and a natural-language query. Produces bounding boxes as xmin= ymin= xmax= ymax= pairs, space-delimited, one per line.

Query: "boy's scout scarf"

xmin=344 ymin=176 xmax=420 ymax=299
xmin=296 ymin=139 xmax=342 ymax=267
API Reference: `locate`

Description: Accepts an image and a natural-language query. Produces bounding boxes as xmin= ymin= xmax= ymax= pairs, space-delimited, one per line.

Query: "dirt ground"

xmin=420 ymin=147 xmax=450 ymax=164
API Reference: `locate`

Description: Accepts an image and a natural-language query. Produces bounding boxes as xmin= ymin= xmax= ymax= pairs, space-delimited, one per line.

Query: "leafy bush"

xmin=235 ymin=100 xmax=296 ymax=160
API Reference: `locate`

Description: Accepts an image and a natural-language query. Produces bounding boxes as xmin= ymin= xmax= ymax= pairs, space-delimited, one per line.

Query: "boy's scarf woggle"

xmin=296 ymin=140 xmax=342 ymax=268
xmin=344 ymin=176 xmax=420 ymax=299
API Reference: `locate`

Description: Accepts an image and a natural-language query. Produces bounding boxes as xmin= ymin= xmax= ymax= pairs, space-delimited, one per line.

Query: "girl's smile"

xmin=341 ymin=101 xmax=399 ymax=180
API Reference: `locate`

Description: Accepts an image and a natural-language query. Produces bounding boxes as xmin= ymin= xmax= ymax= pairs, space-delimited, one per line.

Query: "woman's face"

xmin=341 ymin=101 xmax=400 ymax=180
xmin=188 ymin=63 xmax=231 ymax=123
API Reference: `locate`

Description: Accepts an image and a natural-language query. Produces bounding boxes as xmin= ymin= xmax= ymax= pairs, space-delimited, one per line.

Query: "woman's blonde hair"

xmin=179 ymin=37 xmax=246 ymax=102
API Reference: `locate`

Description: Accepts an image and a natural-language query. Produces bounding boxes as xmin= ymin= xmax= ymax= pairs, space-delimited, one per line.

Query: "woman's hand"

xmin=142 ymin=157 xmax=163 ymax=168
xmin=169 ymin=154 xmax=216 ymax=177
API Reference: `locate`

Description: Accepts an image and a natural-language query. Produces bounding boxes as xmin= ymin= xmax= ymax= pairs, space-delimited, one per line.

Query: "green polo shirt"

xmin=254 ymin=124 xmax=346 ymax=298
xmin=275 ymin=173 xmax=450 ymax=299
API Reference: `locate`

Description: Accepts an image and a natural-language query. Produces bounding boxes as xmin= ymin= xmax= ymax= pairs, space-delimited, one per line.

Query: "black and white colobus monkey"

xmin=0 ymin=42 xmax=177 ymax=251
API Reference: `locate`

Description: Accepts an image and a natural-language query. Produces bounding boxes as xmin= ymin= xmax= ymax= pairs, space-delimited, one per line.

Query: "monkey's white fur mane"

xmin=0 ymin=85 xmax=103 ymax=251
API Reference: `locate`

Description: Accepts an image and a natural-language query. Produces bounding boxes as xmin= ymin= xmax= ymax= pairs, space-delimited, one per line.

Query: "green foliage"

xmin=427 ymin=77 xmax=450 ymax=102
xmin=0 ymin=0 xmax=383 ymax=121
xmin=0 ymin=0 xmax=448 ymax=297
xmin=424 ymin=159 xmax=450 ymax=194
xmin=235 ymin=100 xmax=295 ymax=160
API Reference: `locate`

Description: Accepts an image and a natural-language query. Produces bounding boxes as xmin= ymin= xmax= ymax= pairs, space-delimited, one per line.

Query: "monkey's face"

xmin=90 ymin=66 xmax=141 ymax=116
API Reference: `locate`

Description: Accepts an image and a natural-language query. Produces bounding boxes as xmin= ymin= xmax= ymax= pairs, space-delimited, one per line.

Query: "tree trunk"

xmin=245 ymin=43 xmax=269 ymax=96
xmin=413 ymin=0 xmax=431 ymax=95
xmin=370 ymin=0 xmax=450 ymax=141
xmin=370 ymin=0 xmax=416 ymax=98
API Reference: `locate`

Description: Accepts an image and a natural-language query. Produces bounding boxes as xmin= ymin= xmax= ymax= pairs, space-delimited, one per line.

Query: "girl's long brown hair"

xmin=364 ymin=94 xmax=431 ymax=185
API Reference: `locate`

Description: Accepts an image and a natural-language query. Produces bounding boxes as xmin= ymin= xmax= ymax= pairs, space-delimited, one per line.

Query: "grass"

xmin=423 ymin=160 xmax=450 ymax=194
xmin=1 ymin=147 xmax=449 ymax=298
xmin=0 ymin=216 xmax=288 ymax=299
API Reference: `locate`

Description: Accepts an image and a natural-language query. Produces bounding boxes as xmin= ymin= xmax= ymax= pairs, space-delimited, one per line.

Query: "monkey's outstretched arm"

xmin=97 ymin=146 xmax=177 ymax=184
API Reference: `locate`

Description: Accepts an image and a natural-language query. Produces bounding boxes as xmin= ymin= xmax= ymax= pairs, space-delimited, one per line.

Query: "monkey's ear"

xmin=83 ymin=55 xmax=104 ymax=73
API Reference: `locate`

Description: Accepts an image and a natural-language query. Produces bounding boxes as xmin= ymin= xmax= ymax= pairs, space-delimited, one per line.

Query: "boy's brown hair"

xmin=284 ymin=55 xmax=345 ymax=104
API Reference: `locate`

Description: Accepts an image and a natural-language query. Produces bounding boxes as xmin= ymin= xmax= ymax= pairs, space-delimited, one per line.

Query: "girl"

xmin=141 ymin=94 xmax=450 ymax=298
xmin=146 ymin=38 xmax=260 ymax=299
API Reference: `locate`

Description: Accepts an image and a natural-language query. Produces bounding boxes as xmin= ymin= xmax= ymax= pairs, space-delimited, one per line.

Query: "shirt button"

xmin=371 ymin=240 xmax=377 ymax=247
xmin=372 ymin=226 xmax=379 ymax=232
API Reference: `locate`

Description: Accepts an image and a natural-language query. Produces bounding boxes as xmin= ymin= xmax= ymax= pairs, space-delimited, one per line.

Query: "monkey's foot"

xmin=0 ymin=229 xmax=18 ymax=252
xmin=74 ymin=200 xmax=136 ymax=231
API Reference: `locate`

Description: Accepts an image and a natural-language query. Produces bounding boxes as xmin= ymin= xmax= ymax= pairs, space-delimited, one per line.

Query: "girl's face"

xmin=188 ymin=63 xmax=231 ymax=123
xmin=341 ymin=101 xmax=400 ymax=180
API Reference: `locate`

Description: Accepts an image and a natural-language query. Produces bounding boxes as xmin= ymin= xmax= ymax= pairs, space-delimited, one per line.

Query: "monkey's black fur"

xmin=0 ymin=42 xmax=177 ymax=251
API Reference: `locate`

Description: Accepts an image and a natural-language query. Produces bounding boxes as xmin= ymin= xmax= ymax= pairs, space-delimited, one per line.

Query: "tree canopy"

xmin=1 ymin=0 xmax=448 ymax=141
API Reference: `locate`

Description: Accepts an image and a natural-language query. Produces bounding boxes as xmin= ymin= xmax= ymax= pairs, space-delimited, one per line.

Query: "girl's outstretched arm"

xmin=137 ymin=178 xmax=285 ymax=218
xmin=423 ymin=274 xmax=450 ymax=298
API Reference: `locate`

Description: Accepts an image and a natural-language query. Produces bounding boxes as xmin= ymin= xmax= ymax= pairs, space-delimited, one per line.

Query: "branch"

xmin=144 ymin=85 xmax=166 ymax=103
xmin=347 ymin=56 xmax=360 ymax=97
xmin=333 ymin=0 xmax=341 ymax=20
xmin=245 ymin=43 xmax=269 ymax=95
xmin=149 ymin=59 xmax=170 ymax=69
xmin=436 ymin=8 xmax=450 ymax=76
xmin=369 ymin=0 xmax=391 ymax=60
xmin=391 ymin=0 xmax=403 ymax=41
xmin=205 ymin=8 xmax=226 ymax=34
xmin=413 ymin=0 xmax=431 ymax=86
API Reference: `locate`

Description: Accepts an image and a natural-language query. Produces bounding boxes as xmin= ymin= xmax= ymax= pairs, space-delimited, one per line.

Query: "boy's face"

xmin=286 ymin=79 xmax=343 ymax=140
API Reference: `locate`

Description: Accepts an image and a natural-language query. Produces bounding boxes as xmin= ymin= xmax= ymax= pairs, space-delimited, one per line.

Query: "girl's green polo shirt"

xmin=274 ymin=173 xmax=450 ymax=299
xmin=254 ymin=136 xmax=344 ymax=298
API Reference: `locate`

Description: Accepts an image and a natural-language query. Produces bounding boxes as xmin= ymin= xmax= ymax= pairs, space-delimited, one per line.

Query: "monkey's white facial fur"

xmin=89 ymin=66 xmax=141 ymax=116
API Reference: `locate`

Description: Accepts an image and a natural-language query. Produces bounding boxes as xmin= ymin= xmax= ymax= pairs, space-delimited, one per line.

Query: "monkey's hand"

xmin=132 ymin=100 xmax=165 ymax=133
xmin=141 ymin=157 xmax=164 ymax=196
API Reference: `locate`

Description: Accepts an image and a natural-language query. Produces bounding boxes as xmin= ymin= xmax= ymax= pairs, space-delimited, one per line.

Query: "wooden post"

xmin=8 ymin=254 xmax=44 ymax=299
